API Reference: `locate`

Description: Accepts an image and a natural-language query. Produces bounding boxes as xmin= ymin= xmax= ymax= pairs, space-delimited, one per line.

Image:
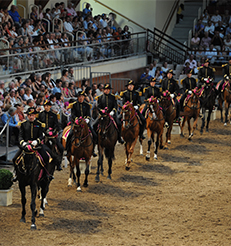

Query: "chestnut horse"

xmin=95 ymin=108 xmax=118 ymax=182
xmin=68 ymin=117 xmax=93 ymax=191
xmin=120 ymin=101 xmax=140 ymax=170
xmin=159 ymin=91 xmax=177 ymax=149
xmin=144 ymin=96 xmax=164 ymax=160
xmin=180 ymin=88 xmax=200 ymax=140
xmin=218 ymin=79 xmax=231 ymax=125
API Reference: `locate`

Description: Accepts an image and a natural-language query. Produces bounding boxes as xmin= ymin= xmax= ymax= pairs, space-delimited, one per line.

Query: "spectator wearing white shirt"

xmin=204 ymin=21 xmax=215 ymax=38
xmin=210 ymin=10 xmax=222 ymax=27
xmin=148 ymin=61 xmax=157 ymax=78
xmin=184 ymin=54 xmax=197 ymax=70
xmin=66 ymin=2 xmax=77 ymax=17
xmin=64 ymin=16 xmax=74 ymax=33
xmin=54 ymin=3 xmax=61 ymax=18
xmin=205 ymin=44 xmax=217 ymax=64
xmin=100 ymin=14 xmax=108 ymax=28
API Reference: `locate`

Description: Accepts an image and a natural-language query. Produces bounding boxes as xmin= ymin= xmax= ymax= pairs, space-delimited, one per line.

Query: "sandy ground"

xmin=1 ymin=115 xmax=231 ymax=246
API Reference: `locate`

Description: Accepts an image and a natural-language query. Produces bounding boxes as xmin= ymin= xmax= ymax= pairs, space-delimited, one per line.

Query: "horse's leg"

xmin=83 ymin=158 xmax=90 ymax=187
xmin=39 ymin=184 xmax=47 ymax=217
xmin=167 ymin=121 xmax=173 ymax=144
xmin=124 ymin=143 xmax=129 ymax=168
xmin=146 ymin=129 xmax=151 ymax=161
xmin=107 ymin=156 xmax=113 ymax=179
xmin=95 ymin=145 xmax=103 ymax=182
xmin=30 ymin=183 xmax=38 ymax=230
xmin=126 ymin=136 xmax=138 ymax=170
xmin=19 ymin=182 xmax=26 ymax=223
xmin=200 ymin=108 xmax=205 ymax=134
xmin=139 ymin=136 xmax=143 ymax=155
xmin=206 ymin=109 xmax=212 ymax=131
xmin=68 ymin=156 xmax=74 ymax=187
xmin=191 ymin=114 xmax=199 ymax=139
xmin=180 ymin=116 xmax=187 ymax=137
xmin=75 ymin=158 xmax=81 ymax=192
xmin=218 ymin=98 xmax=223 ymax=122
xmin=224 ymin=101 xmax=229 ymax=125
xmin=187 ymin=117 xmax=192 ymax=140
xmin=159 ymin=123 xmax=164 ymax=149
xmin=154 ymin=132 xmax=159 ymax=160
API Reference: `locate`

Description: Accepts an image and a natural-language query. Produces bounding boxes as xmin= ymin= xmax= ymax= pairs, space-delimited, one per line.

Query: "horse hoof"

xmin=200 ymin=130 xmax=203 ymax=135
xmin=167 ymin=140 xmax=171 ymax=144
xmin=206 ymin=128 xmax=209 ymax=132
xmin=164 ymin=146 xmax=168 ymax=150
xmin=146 ymin=156 xmax=150 ymax=161
xmin=39 ymin=213 xmax=44 ymax=217
xmin=188 ymin=137 xmax=192 ymax=141
xmin=107 ymin=175 xmax=111 ymax=180
xmin=224 ymin=123 xmax=227 ymax=126
xmin=100 ymin=172 xmax=104 ymax=176
xmin=95 ymin=176 xmax=100 ymax=182
xmin=83 ymin=183 xmax=88 ymax=188
xmin=20 ymin=218 xmax=26 ymax=223
xmin=31 ymin=224 xmax=37 ymax=230
xmin=160 ymin=145 xmax=164 ymax=149
xmin=76 ymin=186 xmax=82 ymax=192
xmin=154 ymin=154 xmax=157 ymax=160
xmin=180 ymin=134 xmax=184 ymax=138
xmin=125 ymin=166 xmax=130 ymax=171
xmin=68 ymin=178 xmax=72 ymax=187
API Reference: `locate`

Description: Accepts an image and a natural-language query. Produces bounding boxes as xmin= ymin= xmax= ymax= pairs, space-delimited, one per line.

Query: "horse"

xmin=14 ymin=145 xmax=54 ymax=230
xmin=143 ymin=96 xmax=164 ymax=160
xmin=218 ymin=79 xmax=231 ymax=125
xmin=199 ymin=79 xmax=217 ymax=133
xmin=95 ymin=107 xmax=118 ymax=182
xmin=159 ymin=90 xmax=178 ymax=149
xmin=68 ymin=117 xmax=93 ymax=191
xmin=180 ymin=88 xmax=200 ymax=140
xmin=119 ymin=101 xmax=140 ymax=170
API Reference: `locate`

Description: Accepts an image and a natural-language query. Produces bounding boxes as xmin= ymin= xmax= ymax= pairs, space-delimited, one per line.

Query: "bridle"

xmin=148 ymin=97 xmax=164 ymax=121
xmin=121 ymin=102 xmax=138 ymax=129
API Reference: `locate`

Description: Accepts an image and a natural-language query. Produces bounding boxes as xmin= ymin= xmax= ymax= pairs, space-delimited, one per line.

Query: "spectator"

xmin=54 ymin=3 xmax=61 ymax=18
xmin=24 ymin=87 xmax=33 ymax=101
xmin=140 ymin=67 xmax=153 ymax=84
xmin=204 ymin=21 xmax=215 ymax=38
xmin=0 ymin=81 xmax=5 ymax=95
xmin=195 ymin=45 xmax=205 ymax=62
xmin=66 ymin=2 xmax=77 ymax=17
xmin=149 ymin=61 xmax=157 ymax=78
xmin=182 ymin=62 xmax=191 ymax=74
xmin=61 ymin=81 xmax=73 ymax=98
xmin=200 ymin=31 xmax=212 ymax=49
xmin=50 ymin=94 xmax=59 ymax=114
xmin=100 ymin=14 xmax=108 ymax=28
xmin=176 ymin=3 xmax=184 ymax=24
xmin=15 ymin=103 xmax=25 ymax=122
xmin=211 ymin=31 xmax=223 ymax=51
xmin=8 ymin=5 xmax=21 ymax=25
xmin=83 ymin=3 xmax=92 ymax=19
xmin=222 ymin=9 xmax=230 ymax=27
xmin=211 ymin=10 xmax=222 ymax=27
xmin=85 ymin=86 xmax=94 ymax=103
xmin=184 ymin=54 xmax=197 ymax=70
xmin=24 ymin=99 xmax=35 ymax=113
xmin=1 ymin=106 xmax=19 ymax=146
xmin=194 ymin=19 xmax=204 ymax=39
xmin=52 ymin=79 xmax=62 ymax=94
xmin=161 ymin=61 xmax=169 ymax=74
xmin=226 ymin=23 xmax=231 ymax=36
xmin=64 ymin=16 xmax=75 ymax=34
xmin=191 ymin=33 xmax=200 ymax=50
xmin=30 ymin=6 xmax=38 ymax=21
xmin=224 ymin=34 xmax=231 ymax=51
xmin=68 ymin=82 xmax=75 ymax=97
xmin=154 ymin=67 xmax=163 ymax=85
xmin=205 ymin=44 xmax=217 ymax=64
xmin=96 ymin=83 xmax=104 ymax=97
xmin=201 ymin=9 xmax=210 ymax=26
xmin=215 ymin=21 xmax=225 ymax=38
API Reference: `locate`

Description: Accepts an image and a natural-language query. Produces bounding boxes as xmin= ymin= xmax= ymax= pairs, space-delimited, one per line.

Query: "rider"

xmin=120 ymin=80 xmax=146 ymax=139
xmin=12 ymin=107 xmax=54 ymax=182
xmin=198 ymin=58 xmax=215 ymax=88
xmin=180 ymin=69 xmax=197 ymax=112
xmin=95 ymin=83 xmax=124 ymax=144
xmin=38 ymin=100 xmax=63 ymax=171
xmin=216 ymin=58 xmax=231 ymax=92
xmin=142 ymin=77 xmax=162 ymax=121
xmin=66 ymin=90 xmax=98 ymax=157
xmin=161 ymin=69 xmax=181 ymax=122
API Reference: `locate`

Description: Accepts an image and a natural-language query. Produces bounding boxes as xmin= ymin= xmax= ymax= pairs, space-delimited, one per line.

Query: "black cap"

xmin=103 ymin=83 xmax=113 ymax=89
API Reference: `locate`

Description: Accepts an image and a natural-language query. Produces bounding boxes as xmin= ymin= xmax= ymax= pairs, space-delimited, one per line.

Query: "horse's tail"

xmin=104 ymin=148 xmax=115 ymax=160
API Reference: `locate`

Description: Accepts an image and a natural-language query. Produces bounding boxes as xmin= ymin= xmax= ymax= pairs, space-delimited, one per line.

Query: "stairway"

xmin=171 ymin=1 xmax=203 ymax=45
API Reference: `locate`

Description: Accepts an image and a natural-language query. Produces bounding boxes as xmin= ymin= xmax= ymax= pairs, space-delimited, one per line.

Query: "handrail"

xmin=29 ymin=4 xmax=39 ymax=19
xmin=93 ymin=0 xmax=146 ymax=30
xmin=193 ymin=18 xmax=197 ymax=35
xmin=53 ymin=17 xmax=64 ymax=33
xmin=198 ymin=7 xmax=202 ymax=20
xmin=0 ymin=118 xmax=10 ymax=161
xmin=66 ymin=31 xmax=74 ymax=41
xmin=188 ymin=29 xmax=192 ymax=47
xmin=76 ymin=30 xmax=87 ymax=41
xmin=18 ymin=4 xmax=26 ymax=19
xmin=162 ymin=0 xmax=180 ymax=34
xmin=42 ymin=18 xmax=50 ymax=33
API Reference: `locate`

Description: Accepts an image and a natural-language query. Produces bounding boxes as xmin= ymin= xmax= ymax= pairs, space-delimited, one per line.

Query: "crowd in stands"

xmin=190 ymin=7 xmax=231 ymax=66
xmin=0 ymin=2 xmax=133 ymax=73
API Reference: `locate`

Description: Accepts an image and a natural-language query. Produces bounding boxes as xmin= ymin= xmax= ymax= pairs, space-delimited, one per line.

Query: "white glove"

xmin=188 ymin=90 xmax=192 ymax=94
xmin=22 ymin=142 xmax=27 ymax=147
xmin=109 ymin=111 xmax=114 ymax=116
xmin=85 ymin=118 xmax=90 ymax=124
xmin=170 ymin=94 xmax=174 ymax=99
xmin=31 ymin=140 xmax=38 ymax=146
xmin=204 ymin=78 xmax=208 ymax=81
xmin=134 ymin=105 xmax=138 ymax=110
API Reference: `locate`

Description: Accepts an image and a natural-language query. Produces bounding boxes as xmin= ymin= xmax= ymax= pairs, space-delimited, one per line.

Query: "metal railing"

xmin=52 ymin=17 xmax=64 ymax=33
xmin=111 ymin=78 xmax=130 ymax=94
xmin=42 ymin=18 xmax=50 ymax=33
xmin=0 ymin=32 xmax=146 ymax=77
xmin=18 ymin=4 xmax=26 ymax=19
xmin=0 ymin=118 xmax=10 ymax=161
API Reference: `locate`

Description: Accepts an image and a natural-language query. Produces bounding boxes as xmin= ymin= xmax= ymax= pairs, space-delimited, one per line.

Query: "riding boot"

xmin=137 ymin=110 xmax=146 ymax=139
xmin=12 ymin=149 xmax=22 ymax=182
xmin=115 ymin=117 xmax=124 ymax=144
xmin=89 ymin=124 xmax=97 ymax=157
xmin=66 ymin=129 xmax=73 ymax=156
xmin=175 ymin=100 xmax=181 ymax=123
xmin=142 ymin=104 xmax=147 ymax=118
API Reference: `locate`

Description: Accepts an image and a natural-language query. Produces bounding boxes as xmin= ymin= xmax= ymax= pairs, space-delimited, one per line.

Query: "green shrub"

xmin=0 ymin=169 xmax=13 ymax=190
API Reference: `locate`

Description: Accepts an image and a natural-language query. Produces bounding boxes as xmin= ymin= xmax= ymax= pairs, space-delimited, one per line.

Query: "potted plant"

xmin=0 ymin=169 xmax=13 ymax=206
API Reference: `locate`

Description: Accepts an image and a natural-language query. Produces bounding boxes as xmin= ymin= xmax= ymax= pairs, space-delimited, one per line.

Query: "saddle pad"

xmin=62 ymin=126 xmax=71 ymax=141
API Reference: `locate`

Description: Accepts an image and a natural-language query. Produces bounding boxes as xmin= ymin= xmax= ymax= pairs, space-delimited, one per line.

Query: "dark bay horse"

xmin=14 ymin=145 xmax=54 ymax=229
xmin=95 ymin=108 xmax=118 ymax=182
xmin=199 ymin=79 xmax=217 ymax=133
xmin=160 ymin=90 xmax=177 ymax=149
xmin=218 ymin=79 xmax=231 ymax=125
xmin=69 ymin=117 xmax=93 ymax=191
xmin=144 ymin=96 xmax=164 ymax=160
xmin=180 ymin=88 xmax=200 ymax=140
xmin=119 ymin=101 xmax=140 ymax=170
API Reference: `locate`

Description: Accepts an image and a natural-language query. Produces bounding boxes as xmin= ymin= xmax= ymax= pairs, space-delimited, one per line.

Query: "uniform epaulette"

xmin=198 ymin=66 xmax=203 ymax=69
xmin=95 ymin=94 xmax=102 ymax=100
xmin=120 ymin=90 xmax=127 ymax=97
xmin=159 ymin=87 xmax=162 ymax=93
xmin=18 ymin=120 xmax=26 ymax=127
xmin=67 ymin=101 xmax=76 ymax=109
xmin=35 ymin=113 xmax=39 ymax=118
xmin=159 ymin=79 xmax=162 ymax=83
xmin=176 ymin=80 xmax=179 ymax=84
xmin=85 ymin=102 xmax=92 ymax=109
xmin=143 ymin=87 xmax=149 ymax=93
xmin=222 ymin=64 xmax=228 ymax=67
xmin=212 ymin=67 xmax=216 ymax=72
xmin=115 ymin=95 xmax=121 ymax=100
xmin=37 ymin=120 xmax=46 ymax=128
xmin=196 ymin=78 xmax=198 ymax=83
xmin=180 ymin=79 xmax=184 ymax=84
xmin=139 ymin=91 xmax=142 ymax=96
xmin=111 ymin=93 xmax=115 ymax=96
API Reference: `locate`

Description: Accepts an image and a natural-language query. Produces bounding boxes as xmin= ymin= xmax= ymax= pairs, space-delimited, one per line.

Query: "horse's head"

xmin=45 ymin=128 xmax=57 ymax=149
xmin=188 ymin=87 xmax=200 ymax=109
xmin=98 ymin=107 xmax=111 ymax=137
xmin=73 ymin=117 xmax=88 ymax=147
xmin=120 ymin=101 xmax=135 ymax=129
xmin=160 ymin=90 xmax=171 ymax=108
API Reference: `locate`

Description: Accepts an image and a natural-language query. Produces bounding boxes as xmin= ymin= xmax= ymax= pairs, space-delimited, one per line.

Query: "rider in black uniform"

xmin=120 ymin=80 xmax=146 ymax=139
